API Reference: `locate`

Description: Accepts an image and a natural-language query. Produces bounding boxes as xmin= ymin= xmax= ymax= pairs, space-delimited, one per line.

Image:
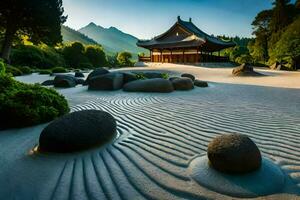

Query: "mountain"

xmin=61 ymin=25 xmax=98 ymax=45
xmin=78 ymin=22 xmax=147 ymax=55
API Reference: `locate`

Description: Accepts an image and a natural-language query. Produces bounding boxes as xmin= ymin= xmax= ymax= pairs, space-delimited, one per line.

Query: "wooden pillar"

xmin=150 ymin=50 xmax=153 ymax=62
xmin=196 ymin=48 xmax=199 ymax=63
xmin=160 ymin=50 xmax=163 ymax=63
xmin=170 ymin=49 xmax=173 ymax=63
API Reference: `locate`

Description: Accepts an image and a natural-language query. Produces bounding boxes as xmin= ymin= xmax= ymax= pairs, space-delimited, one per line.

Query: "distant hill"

xmin=78 ymin=22 xmax=147 ymax=56
xmin=61 ymin=25 xmax=98 ymax=45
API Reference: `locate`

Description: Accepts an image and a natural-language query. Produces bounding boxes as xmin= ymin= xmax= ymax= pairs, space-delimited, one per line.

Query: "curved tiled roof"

xmin=137 ymin=17 xmax=235 ymax=51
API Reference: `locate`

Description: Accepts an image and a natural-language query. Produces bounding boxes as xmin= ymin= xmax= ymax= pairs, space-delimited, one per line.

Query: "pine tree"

xmin=0 ymin=0 xmax=67 ymax=62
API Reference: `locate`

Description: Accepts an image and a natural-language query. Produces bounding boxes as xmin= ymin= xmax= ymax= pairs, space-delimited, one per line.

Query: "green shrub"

xmin=11 ymin=44 xmax=65 ymax=69
xmin=0 ymin=59 xmax=6 ymax=76
xmin=135 ymin=73 xmax=146 ymax=80
xmin=18 ymin=66 xmax=32 ymax=75
xmin=39 ymin=69 xmax=52 ymax=75
xmin=162 ymin=73 xmax=169 ymax=79
xmin=0 ymin=75 xmax=69 ymax=130
xmin=79 ymin=62 xmax=93 ymax=69
xmin=52 ymin=67 xmax=67 ymax=73
xmin=235 ymin=54 xmax=254 ymax=64
xmin=6 ymin=66 xmax=23 ymax=76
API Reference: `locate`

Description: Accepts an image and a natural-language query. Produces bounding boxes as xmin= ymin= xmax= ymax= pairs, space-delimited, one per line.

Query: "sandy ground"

xmin=129 ymin=62 xmax=300 ymax=89
xmin=1 ymin=64 xmax=299 ymax=199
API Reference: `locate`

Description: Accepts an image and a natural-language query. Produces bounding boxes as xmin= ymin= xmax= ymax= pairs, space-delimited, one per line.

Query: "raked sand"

xmin=1 ymin=64 xmax=300 ymax=199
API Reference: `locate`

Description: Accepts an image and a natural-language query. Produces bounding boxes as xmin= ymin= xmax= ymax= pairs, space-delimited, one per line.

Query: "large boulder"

xmin=54 ymin=75 xmax=77 ymax=88
xmin=88 ymin=73 xmax=124 ymax=90
xmin=75 ymin=72 xmax=85 ymax=78
xmin=181 ymin=73 xmax=195 ymax=81
xmin=75 ymin=78 xmax=85 ymax=85
xmin=194 ymin=80 xmax=208 ymax=88
xmin=123 ymin=78 xmax=174 ymax=93
xmin=207 ymin=134 xmax=262 ymax=174
xmin=39 ymin=110 xmax=117 ymax=153
xmin=232 ymin=63 xmax=262 ymax=76
xmin=171 ymin=77 xmax=194 ymax=90
xmin=41 ymin=80 xmax=54 ymax=86
xmin=122 ymin=72 xmax=139 ymax=84
xmin=86 ymin=68 xmax=109 ymax=84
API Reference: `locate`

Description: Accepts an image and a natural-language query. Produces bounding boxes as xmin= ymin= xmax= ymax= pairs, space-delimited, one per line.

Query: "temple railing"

xmin=138 ymin=56 xmax=151 ymax=62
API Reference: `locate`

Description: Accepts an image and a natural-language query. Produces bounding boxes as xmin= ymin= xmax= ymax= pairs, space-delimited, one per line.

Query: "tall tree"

xmin=0 ymin=0 xmax=66 ymax=62
xmin=251 ymin=10 xmax=272 ymax=62
xmin=270 ymin=0 xmax=294 ymax=32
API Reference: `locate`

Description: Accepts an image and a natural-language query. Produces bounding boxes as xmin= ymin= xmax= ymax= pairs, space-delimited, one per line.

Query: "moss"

xmin=18 ymin=66 xmax=32 ymax=75
xmin=0 ymin=75 xmax=70 ymax=130
xmin=6 ymin=65 xmax=23 ymax=76
xmin=52 ymin=67 xmax=67 ymax=73
xmin=39 ymin=69 xmax=52 ymax=75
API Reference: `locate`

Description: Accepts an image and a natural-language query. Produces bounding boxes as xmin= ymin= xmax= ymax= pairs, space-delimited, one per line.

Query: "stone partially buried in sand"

xmin=88 ymin=73 xmax=124 ymax=90
xmin=53 ymin=75 xmax=77 ymax=88
xmin=123 ymin=78 xmax=174 ymax=93
xmin=181 ymin=73 xmax=195 ymax=81
xmin=39 ymin=110 xmax=117 ymax=153
xmin=232 ymin=63 xmax=262 ymax=76
xmin=85 ymin=68 xmax=109 ymax=84
xmin=194 ymin=80 xmax=208 ymax=87
xmin=171 ymin=77 xmax=194 ymax=90
xmin=207 ymin=134 xmax=262 ymax=173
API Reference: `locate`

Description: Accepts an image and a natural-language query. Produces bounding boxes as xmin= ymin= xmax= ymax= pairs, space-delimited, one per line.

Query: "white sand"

xmin=1 ymin=65 xmax=299 ymax=199
xmin=132 ymin=62 xmax=300 ymax=89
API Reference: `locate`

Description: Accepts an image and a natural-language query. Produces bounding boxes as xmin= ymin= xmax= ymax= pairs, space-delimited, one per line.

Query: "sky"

xmin=62 ymin=0 xmax=279 ymax=39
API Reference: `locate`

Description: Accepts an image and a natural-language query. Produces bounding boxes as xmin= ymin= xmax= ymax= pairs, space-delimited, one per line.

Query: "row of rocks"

xmin=42 ymin=74 xmax=85 ymax=88
xmin=85 ymin=68 xmax=208 ymax=93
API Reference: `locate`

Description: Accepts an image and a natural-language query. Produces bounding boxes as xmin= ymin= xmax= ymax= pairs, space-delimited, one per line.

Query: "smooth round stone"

xmin=171 ymin=77 xmax=194 ymax=90
xmin=194 ymin=80 xmax=208 ymax=87
xmin=181 ymin=73 xmax=195 ymax=81
xmin=189 ymin=156 xmax=285 ymax=198
xmin=39 ymin=110 xmax=117 ymax=153
xmin=207 ymin=134 xmax=261 ymax=173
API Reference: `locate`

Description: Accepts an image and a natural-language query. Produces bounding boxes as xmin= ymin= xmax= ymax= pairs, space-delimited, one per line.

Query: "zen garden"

xmin=0 ymin=0 xmax=300 ymax=199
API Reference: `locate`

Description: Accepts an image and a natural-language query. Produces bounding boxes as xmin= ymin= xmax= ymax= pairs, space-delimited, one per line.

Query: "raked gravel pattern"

xmin=1 ymin=82 xmax=300 ymax=199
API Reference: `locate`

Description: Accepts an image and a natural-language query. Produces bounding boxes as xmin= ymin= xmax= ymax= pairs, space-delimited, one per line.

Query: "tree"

xmin=62 ymin=42 xmax=89 ymax=68
xmin=251 ymin=10 xmax=272 ymax=62
xmin=270 ymin=17 xmax=300 ymax=69
xmin=0 ymin=0 xmax=66 ymax=62
xmin=85 ymin=45 xmax=107 ymax=67
xmin=270 ymin=0 xmax=295 ymax=32
xmin=117 ymin=52 xmax=133 ymax=67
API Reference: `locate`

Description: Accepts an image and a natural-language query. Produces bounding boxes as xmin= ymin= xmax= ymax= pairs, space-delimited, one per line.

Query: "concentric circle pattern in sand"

xmin=1 ymin=83 xmax=300 ymax=199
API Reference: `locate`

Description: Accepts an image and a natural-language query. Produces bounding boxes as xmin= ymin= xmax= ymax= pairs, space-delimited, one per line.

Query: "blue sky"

xmin=63 ymin=0 xmax=279 ymax=39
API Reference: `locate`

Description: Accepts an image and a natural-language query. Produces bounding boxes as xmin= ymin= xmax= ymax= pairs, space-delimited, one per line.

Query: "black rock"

xmin=41 ymin=80 xmax=54 ymax=86
xmin=122 ymin=72 xmax=139 ymax=84
xmin=181 ymin=73 xmax=195 ymax=81
xmin=39 ymin=110 xmax=117 ymax=153
xmin=54 ymin=75 xmax=77 ymax=88
xmin=123 ymin=78 xmax=174 ymax=93
xmin=171 ymin=77 xmax=194 ymax=90
xmin=169 ymin=77 xmax=180 ymax=82
xmin=194 ymin=80 xmax=208 ymax=87
xmin=75 ymin=78 xmax=85 ymax=85
xmin=88 ymin=73 xmax=124 ymax=90
xmin=207 ymin=134 xmax=262 ymax=174
xmin=86 ymin=68 xmax=109 ymax=84
xmin=232 ymin=63 xmax=262 ymax=76
xmin=75 ymin=72 xmax=85 ymax=78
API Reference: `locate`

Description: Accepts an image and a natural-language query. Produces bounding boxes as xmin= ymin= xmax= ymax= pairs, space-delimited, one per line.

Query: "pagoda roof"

xmin=137 ymin=16 xmax=235 ymax=52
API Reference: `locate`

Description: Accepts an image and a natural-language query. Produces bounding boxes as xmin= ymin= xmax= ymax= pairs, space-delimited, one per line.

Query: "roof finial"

xmin=189 ymin=17 xmax=192 ymax=22
xmin=177 ymin=16 xmax=181 ymax=21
